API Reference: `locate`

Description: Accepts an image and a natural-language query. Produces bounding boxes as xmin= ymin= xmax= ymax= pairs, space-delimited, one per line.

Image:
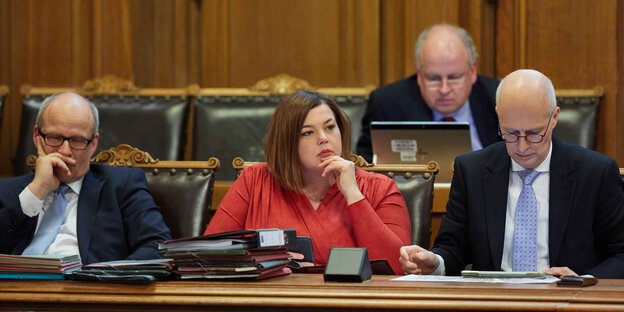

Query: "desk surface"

xmin=1 ymin=274 xmax=623 ymax=311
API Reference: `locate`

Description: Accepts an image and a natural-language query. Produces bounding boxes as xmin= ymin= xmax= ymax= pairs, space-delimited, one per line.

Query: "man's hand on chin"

xmin=29 ymin=138 xmax=75 ymax=200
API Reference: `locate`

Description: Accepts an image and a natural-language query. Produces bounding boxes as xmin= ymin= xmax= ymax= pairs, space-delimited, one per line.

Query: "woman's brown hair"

xmin=265 ymin=91 xmax=351 ymax=192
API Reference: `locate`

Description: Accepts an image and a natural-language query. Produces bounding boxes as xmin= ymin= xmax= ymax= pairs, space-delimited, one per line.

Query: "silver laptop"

xmin=370 ymin=121 xmax=472 ymax=183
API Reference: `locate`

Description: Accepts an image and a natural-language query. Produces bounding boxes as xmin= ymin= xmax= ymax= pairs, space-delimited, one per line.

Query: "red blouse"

xmin=205 ymin=163 xmax=412 ymax=274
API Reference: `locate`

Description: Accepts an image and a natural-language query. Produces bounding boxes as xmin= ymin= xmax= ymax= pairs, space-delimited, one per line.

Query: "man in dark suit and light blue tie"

xmin=399 ymin=69 xmax=624 ymax=278
xmin=0 ymin=92 xmax=171 ymax=264
xmin=356 ymin=24 xmax=500 ymax=162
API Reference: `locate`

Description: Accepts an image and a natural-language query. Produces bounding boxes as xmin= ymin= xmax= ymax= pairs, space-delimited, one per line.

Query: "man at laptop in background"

xmin=357 ymin=24 xmax=500 ymax=162
xmin=0 ymin=92 xmax=171 ymax=264
xmin=399 ymin=69 xmax=624 ymax=278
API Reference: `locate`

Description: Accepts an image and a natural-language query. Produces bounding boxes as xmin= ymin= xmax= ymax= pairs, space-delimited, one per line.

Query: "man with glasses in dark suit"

xmin=399 ymin=69 xmax=624 ymax=278
xmin=356 ymin=24 xmax=500 ymax=162
xmin=0 ymin=92 xmax=171 ymax=264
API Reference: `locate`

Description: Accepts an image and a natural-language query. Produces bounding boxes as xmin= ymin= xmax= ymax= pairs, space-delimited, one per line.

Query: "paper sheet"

xmin=392 ymin=274 xmax=560 ymax=284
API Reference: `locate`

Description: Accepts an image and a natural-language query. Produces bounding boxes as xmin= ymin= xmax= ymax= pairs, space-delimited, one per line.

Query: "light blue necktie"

xmin=512 ymin=170 xmax=541 ymax=271
xmin=22 ymin=184 xmax=70 ymax=255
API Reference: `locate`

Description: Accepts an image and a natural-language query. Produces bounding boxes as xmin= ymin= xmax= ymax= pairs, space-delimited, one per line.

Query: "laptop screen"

xmin=370 ymin=121 xmax=472 ymax=183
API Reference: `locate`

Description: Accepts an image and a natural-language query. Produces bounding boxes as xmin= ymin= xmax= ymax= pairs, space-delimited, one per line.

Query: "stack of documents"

xmin=158 ymin=229 xmax=296 ymax=280
xmin=0 ymin=254 xmax=80 ymax=280
xmin=68 ymin=259 xmax=174 ymax=282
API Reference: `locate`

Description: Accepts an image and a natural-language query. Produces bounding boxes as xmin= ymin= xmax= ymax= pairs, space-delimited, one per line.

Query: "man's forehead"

xmin=41 ymin=101 xmax=94 ymax=133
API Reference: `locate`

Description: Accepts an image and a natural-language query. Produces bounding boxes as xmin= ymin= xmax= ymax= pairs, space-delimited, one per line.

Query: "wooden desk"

xmin=1 ymin=274 xmax=623 ymax=311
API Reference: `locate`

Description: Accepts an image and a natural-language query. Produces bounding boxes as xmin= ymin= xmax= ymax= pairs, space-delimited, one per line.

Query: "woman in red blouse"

xmin=205 ymin=91 xmax=411 ymax=274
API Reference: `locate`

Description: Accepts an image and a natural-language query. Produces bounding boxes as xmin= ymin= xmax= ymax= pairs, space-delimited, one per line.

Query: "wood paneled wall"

xmin=496 ymin=0 xmax=620 ymax=158
xmin=380 ymin=0 xmax=497 ymax=83
xmin=0 ymin=0 xmax=380 ymax=175
xmin=1 ymin=0 xmax=624 ymax=176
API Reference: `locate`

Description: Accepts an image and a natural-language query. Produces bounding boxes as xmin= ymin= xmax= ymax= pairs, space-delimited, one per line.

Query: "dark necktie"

xmin=441 ymin=116 xmax=456 ymax=122
xmin=22 ymin=184 xmax=71 ymax=255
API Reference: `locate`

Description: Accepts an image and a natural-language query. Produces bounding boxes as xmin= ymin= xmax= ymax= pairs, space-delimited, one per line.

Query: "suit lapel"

xmin=548 ymin=138 xmax=576 ymax=265
xmin=76 ymin=169 xmax=105 ymax=264
xmin=483 ymin=144 xmax=511 ymax=269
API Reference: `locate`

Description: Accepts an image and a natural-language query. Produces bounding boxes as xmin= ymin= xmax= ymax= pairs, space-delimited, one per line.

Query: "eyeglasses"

xmin=420 ymin=71 xmax=468 ymax=90
xmin=39 ymin=131 xmax=93 ymax=150
xmin=498 ymin=112 xmax=553 ymax=144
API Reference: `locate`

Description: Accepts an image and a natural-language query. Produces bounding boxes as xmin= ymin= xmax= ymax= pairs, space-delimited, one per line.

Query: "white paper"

xmin=392 ymin=274 xmax=560 ymax=284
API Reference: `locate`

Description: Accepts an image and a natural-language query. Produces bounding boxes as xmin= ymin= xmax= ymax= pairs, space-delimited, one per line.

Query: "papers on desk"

xmin=67 ymin=259 xmax=174 ymax=283
xmin=0 ymin=254 xmax=81 ymax=279
xmin=158 ymin=229 xmax=297 ymax=252
xmin=160 ymin=229 xmax=297 ymax=280
xmin=392 ymin=274 xmax=560 ymax=284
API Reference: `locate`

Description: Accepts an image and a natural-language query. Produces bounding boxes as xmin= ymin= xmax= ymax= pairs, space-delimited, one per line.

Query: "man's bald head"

xmin=36 ymin=92 xmax=99 ymax=136
xmin=415 ymin=24 xmax=478 ymax=70
xmin=496 ymin=69 xmax=556 ymax=119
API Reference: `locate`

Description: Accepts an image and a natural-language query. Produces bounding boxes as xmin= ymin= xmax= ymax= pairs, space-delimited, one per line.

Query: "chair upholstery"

xmin=0 ymin=85 xmax=8 ymax=131
xmin=193 ymin=74 xmax=373 ymax=180
xmin=232 ymin=155 xmax=439 ymax=247
xmin=15 ymin=76 xmax=190 ymax=175
xmin=89 ymin=144 xmax=220 ymax=239
xmin=194 ymin=95 xmax=281 ymax=180
xmin=620 ymin=168 xmax=624 ymax=181
xmin=554 ymin=87 xmax=603 ymax=149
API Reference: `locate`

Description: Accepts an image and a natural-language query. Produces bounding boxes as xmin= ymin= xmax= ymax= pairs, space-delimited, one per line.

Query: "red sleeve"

xmin=346 ymin=173 xmax=411 ymax=274
xmin=204 ymin=167 xmax=254 ymax=235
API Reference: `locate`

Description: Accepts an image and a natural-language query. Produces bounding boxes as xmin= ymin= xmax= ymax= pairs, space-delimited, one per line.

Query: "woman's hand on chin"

xmin=319 ymin=156 xmax=364 ymax=204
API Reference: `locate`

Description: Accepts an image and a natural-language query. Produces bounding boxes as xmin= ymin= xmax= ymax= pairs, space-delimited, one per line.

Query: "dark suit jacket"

xmin=0 ymin=164 xmax=171 ymax=264
xmin=356 ymin=74 xmax=500 ymax=162
xmin=432 ymin=138 xmax=624 ymax=278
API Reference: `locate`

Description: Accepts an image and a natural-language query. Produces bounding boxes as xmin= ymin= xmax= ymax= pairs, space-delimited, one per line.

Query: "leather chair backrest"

xmin=15 ymin=78 xmax=190 ymax=175
xmin=233 ymin=155 xmax=439 ymax=247
xmin=90 ymin=144 xmax=220 ymax=239
xmin=193 ymin=95 xmax=280 ymax=180
xmin=193 ymin=74 xmax=373 ymax=180
xmin=332 ymin=95 xmax=368 ymax=153
xmin=553 ymin=87 xmax=603 ymax=149
xmin=620 ymin=168 xmax=624 ymax=181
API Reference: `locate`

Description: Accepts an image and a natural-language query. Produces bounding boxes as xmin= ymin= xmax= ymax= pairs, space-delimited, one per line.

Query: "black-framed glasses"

xmin=39 ymin=131 xmax=93 ymax=150
xmin=498 ymin=112 xmax=553 ymax=144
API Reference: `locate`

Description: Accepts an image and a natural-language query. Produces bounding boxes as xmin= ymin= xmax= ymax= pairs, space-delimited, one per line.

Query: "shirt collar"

xmin=432 ymin=100 xmax=471 ymax=122
xmin=65 ymin=176 xmax=84 ymax=195
xmin=510 ymin=141 xmax=553 ymax=172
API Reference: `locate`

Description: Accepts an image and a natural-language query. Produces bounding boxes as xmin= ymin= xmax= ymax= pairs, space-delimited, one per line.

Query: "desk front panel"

xmin=1 ymin=274 xmax=623 ymax=311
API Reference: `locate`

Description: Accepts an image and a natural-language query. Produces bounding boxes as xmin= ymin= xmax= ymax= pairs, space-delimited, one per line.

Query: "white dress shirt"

xmin=501 ymin=143 xmax=553 ymax=272
xmin=19 ymin=178 xmax=84 ymax=262
xmin=432 ymin=100 xmax=484 ymax=151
